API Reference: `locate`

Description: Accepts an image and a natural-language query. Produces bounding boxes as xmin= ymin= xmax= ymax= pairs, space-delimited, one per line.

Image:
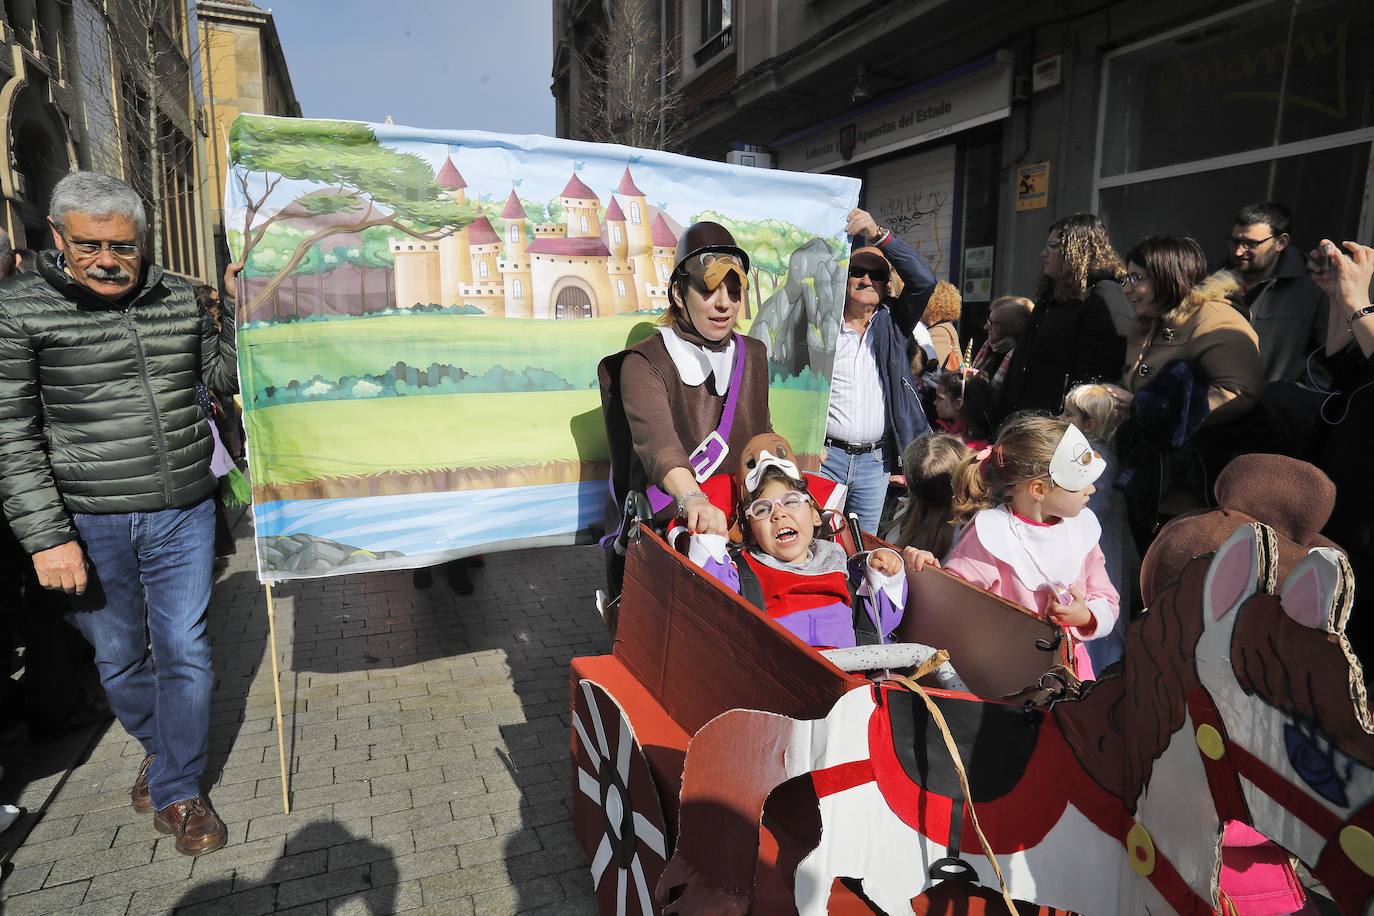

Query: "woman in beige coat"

xmin=1120 ymin=236 xmax=1262 ymax=424
xmin=1116 ymin=235 xmax=1263 ymax=530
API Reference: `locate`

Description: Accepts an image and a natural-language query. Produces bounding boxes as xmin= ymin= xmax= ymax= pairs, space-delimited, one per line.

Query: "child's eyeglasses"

xmin=744 ymin=490 xmax=807 ymax=521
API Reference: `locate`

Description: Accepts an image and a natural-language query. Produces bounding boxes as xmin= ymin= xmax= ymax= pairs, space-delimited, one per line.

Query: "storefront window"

xmin=1099 ymin=142 xmax=1368 ymax=262
xmin=1100 ymin=0 xmax=1374 ymax=177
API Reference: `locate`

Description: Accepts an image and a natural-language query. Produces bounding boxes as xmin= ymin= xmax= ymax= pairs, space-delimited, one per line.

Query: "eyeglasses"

xmin=744 ymin=490 xmax=807 ymax=521
xmin=1123 ymin=272 xmax=1147 ymax=288
xmin=60 ymin=233 xmax=140 ymax=260
xmin=848 ymin=265 xmax=889 ymax=283
xmin=1226 ymin=234 xmax=1274 ymax=252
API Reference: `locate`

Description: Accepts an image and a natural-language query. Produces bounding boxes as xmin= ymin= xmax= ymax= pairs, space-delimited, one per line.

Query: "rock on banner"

xmin=226 ymin=115 xmax=860 ymax=581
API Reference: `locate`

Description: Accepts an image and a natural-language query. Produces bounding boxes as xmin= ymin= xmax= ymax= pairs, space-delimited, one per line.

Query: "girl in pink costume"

xmin=942 ymin=415 xmax=1119 ymax=679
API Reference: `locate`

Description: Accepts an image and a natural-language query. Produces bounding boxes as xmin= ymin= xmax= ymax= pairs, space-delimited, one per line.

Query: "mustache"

xmin=84 ymin=264 xmax=133 ymax=282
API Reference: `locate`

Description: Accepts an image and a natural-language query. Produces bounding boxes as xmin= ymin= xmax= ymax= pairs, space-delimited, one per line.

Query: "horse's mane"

xmin=1054 ymin=553 xmax=1207 ymax=810
xmin=1232 ymin=591 xmax=1374 ymax=768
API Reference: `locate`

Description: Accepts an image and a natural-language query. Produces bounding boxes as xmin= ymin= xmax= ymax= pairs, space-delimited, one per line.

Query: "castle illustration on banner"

xmin=389 ymin=158 xmax=680 ymax=319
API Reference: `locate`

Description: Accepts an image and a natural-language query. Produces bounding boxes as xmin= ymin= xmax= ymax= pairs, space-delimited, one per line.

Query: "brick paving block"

xmin=336 ymin=699 xmax=399 ymax=722
xmin=372 ymin=801 xmax=454 ymax=837
xmin=44 ymin=839 xmax=155 ymax=886
xmin=468 ymin=874 xmax=567 ymax=916
xmin=521 ymin=895 xmax=599 ymax=916
xmin=408 ymin=776 xmax=486 ymax=809
xmin=293 ymin=745 xmax=369 ymax=774
xmin=491 ymin=801 xmax=575 ymax=836
xmin=288 ymin=779 xmax=372 ymax=813
xmin=64 ymin=891 xmax=135 ymax=916
xmin=328 ymin=878 xmax=425 ymax=915
xmin=174 ymin=884 xmax=276 ymax=916
xmin=83 ymin=854 xmax=194 ymax=902
xmin=407 ymin=898 xmax=477 ymax=916
xmin=410 ymin=814 xmax=495 ymax=853
xmin=341 ymin=788 xmax=413 ymax=820
xmin=385 ymin=846 xmax=460 ymax=885
xmin=9 ymin=827 xmax=116 ymax=867
xmin=275 ymin=861 xmax=373 ymax=909
xmin=1 ymin=880 xmax=92 ymax=916
xmin=325 ymin=831 xmax=414 ymax=870
xmin=273 ymin=902 xmax=328 ymax=916
xmin=336 ymin=725 xmax=402 ymax=750
xmin=259 ymin=765 xmax=332 ymax=798
xmin=188 ymin=835 xmax=287 ymax=880
xmin=2 ymin=861 xmax=53 ymax=896
xmin=282 ymin=815 xmax=373 ymax=856
xmin=418 ymin=860 xmax=511 ymax=905
xmin=368 ymin=765 xmax=446 ymax=797
xmin=454 ymin=828 xmax=542 ymax=869
xmin=228 ymin=848 xmax=328 ymax=892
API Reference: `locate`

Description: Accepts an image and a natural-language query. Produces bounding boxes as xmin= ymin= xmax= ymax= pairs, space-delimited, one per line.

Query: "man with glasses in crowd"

xmin=1227 ymin=201 xmax=1327 ymax=383
xmin=0 ymin=171 xmax=238 ymax=856
xmin=820 ymin=208 xmax=935 ymax=534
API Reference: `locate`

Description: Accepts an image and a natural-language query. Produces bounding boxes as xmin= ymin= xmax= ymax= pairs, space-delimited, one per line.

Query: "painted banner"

xmin=226 ymin=116 xmax=861 ymax=581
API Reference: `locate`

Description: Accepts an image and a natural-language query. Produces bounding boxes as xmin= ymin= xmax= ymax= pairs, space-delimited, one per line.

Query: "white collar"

xmin=972 ymin=505 xmax=1101 ymax=588
xmin=657 ymin=326 xmax=736 ymax=396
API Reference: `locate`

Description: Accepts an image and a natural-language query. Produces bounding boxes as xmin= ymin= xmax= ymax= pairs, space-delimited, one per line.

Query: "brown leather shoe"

xmin=154 ymin=796 xmax=226 ymax=856
xmin=130 ymin=754 xmax=155 ymax=813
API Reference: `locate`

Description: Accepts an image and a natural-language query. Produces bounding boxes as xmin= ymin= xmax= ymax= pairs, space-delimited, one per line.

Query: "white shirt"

xmin=827 ymin=321 xmax=887 ymax=443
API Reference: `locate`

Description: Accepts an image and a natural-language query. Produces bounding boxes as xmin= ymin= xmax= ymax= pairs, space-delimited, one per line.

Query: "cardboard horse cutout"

xmin=656 ymin=524 xmax=1370 ymax=913
xmin=570 ymin=457 xmax=1372 ymax=914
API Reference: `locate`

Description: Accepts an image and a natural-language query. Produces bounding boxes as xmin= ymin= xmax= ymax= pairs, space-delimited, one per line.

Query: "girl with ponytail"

xmin=944 ymin=414 xmax=1120 ymax=678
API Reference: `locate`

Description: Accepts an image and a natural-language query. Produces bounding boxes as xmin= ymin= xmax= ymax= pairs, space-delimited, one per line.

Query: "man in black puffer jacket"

xmin=0 ymin=171 xmax=237 ymax=856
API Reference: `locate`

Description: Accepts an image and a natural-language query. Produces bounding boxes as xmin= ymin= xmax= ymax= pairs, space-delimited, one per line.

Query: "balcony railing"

xmin=693 ymin=25 xmax=733 ymax=67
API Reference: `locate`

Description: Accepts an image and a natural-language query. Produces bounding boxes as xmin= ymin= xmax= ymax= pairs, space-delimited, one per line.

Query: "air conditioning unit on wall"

xmin=726 ymin=147 xmax=773 ymax=169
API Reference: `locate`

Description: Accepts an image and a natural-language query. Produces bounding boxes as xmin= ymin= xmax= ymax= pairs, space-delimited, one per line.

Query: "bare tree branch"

xmin=575 ymin=0 xmax=683 ymax=151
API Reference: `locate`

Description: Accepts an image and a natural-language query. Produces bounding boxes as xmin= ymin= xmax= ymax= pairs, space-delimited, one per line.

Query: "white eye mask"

xmin=744 ymin=449 xmax=802 ymax=493
xmin=1049 ymin=424 xmax=1106 ymax=492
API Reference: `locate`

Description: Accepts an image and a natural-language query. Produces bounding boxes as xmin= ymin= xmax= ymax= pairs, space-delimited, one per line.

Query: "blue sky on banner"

xmin=228 ymin=122 xmax=861 ymax=243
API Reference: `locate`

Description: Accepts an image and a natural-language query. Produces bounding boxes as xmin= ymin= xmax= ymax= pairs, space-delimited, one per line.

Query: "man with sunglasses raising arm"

xmin=0 ymin=171 xmax=239 ymax=856
xmin=820 ymin=208 xmax=936 ymax=534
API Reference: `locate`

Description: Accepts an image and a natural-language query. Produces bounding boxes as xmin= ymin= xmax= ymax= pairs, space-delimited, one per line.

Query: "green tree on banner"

xmin=229 ymin=116 xmax=478 ymax=322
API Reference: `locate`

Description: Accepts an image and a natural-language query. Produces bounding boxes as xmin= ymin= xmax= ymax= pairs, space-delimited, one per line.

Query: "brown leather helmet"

xmin=672 ymin=221 xmax=750 ymax=277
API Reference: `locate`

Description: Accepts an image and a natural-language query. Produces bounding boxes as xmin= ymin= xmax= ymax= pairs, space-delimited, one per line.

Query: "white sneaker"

xmin=0 ymin=804 xmax=21 ymax=836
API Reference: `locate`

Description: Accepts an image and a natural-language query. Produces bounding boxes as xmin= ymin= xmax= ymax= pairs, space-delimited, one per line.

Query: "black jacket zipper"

xmin=123 ymin=306 xmax=174 ymax=504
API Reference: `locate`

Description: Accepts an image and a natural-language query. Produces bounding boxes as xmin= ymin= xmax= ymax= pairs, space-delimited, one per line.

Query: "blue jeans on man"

xmin=820 ymin=444 xmax=888 ymax=536
xmin=68 ymin=497 xmax=215 ymax=810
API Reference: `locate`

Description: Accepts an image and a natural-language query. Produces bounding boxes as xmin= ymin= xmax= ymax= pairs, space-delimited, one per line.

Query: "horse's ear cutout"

xmin=1281 ymin=547 xmax=1353 ymax=634
xmin=1205 ymin=524 xmax=1265 ymax=621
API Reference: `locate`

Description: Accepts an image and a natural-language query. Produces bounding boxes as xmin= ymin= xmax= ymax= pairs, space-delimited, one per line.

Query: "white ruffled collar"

xmin=972 ymin=505 xmax=1101 ymax=589
xmin=658 ymin=326 xmax=736 ymax=396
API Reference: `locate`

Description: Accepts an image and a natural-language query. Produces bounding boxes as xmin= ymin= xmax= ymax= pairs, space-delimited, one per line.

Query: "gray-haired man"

xmin=0 ymin=172 xmax=238 ymax=855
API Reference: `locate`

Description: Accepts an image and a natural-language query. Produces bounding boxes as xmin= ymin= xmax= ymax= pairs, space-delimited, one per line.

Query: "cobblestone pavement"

xmin=1 ymin=516 xmax=605 ymax=915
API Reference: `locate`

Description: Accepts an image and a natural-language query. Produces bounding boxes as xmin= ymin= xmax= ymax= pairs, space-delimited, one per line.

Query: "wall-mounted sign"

xmin=776 ymin=62 xmax=1012 ymax=173
xmin=1015 ymin=161 xmax=1050 ymax=211
xmin=1033 ymin=52 xmax=1063 ymax=92
xmin=962 ymin=245 xmax=994 ymax=302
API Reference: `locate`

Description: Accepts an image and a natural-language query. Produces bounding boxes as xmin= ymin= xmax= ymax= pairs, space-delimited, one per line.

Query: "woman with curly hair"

xmin=998 ymin=213 xmax=1131 ymax=417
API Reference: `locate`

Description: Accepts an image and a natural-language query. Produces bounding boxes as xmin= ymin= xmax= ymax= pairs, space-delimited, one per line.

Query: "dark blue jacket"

xmin=854 ymin=232 xmax=935 ymax=471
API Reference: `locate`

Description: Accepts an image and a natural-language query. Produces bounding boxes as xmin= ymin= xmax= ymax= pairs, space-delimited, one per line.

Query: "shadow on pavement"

xmin=169 ymin=820 xmax=397 ymax=915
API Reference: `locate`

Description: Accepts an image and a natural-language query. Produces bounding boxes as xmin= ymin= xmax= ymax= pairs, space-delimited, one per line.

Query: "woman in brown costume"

xmin=600 ymin=221 xmax=772 ymax=538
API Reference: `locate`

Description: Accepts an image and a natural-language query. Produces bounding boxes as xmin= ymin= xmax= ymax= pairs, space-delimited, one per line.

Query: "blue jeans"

xmin=68 ymin=497 xmax=215 ymax=809
xmin=820 ymin=444 xmax=887 ymax=535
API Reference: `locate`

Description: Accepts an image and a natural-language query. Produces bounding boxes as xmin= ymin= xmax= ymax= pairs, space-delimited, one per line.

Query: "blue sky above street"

xmin=267 ymin=0 xmax=556 ymax=135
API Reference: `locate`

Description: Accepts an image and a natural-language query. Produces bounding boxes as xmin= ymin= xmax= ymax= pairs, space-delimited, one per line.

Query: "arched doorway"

xmin=552 ymin=280 xmax=594 ymax=319
xmin=5 ymin=81 xmax=76 ymax=249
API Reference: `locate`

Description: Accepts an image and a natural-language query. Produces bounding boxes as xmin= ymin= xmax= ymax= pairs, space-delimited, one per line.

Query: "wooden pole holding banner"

xmin=263 ymin=582 xmax=290 ymax=815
